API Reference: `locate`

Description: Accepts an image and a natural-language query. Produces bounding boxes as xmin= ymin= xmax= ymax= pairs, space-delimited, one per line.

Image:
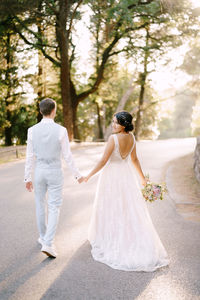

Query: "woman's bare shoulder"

xmin=107 ymin=134 xmax=115 ymax=141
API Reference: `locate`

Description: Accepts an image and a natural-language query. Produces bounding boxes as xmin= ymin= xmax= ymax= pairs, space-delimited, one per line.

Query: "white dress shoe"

xmin=41 ymin=244 xmax=57 ymax=258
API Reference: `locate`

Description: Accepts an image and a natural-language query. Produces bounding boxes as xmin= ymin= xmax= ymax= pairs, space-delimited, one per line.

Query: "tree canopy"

xmin=0 ymin=0 xmax=199 ymax=144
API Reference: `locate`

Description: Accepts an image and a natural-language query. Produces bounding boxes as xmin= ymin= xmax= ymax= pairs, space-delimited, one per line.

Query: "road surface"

xmin=0 ymin=138 xmax=199 ymax=300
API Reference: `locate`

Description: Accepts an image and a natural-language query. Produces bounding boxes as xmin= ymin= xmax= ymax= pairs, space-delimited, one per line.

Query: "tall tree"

xmin=0 ymin=8 xmax=38 ymax=145
xmin=1 ymin=0 xmax=196 ymax=141
xmin=6 ymin=0 xmax=165 ymax=140
xmin=0 ymin=15 xmax=21 ymax=145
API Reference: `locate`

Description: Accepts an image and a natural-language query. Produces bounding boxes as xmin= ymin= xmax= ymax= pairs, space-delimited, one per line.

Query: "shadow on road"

xmin=41 ymin=241 xmax=169 ymax=300
xmin=0 ymin=246 xmax=52 ymax=299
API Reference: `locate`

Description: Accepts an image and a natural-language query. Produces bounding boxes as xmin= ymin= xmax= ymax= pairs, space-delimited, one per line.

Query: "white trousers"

xmin=34 ymin=167 xmax=63 ymax=247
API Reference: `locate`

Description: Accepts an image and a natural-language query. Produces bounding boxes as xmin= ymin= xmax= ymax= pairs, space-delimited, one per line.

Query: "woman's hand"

xmin=141 ymin=177 xmax=148 ymax=187
xmin=84 ymin=175 xmax=90 ymax=182
xmin=78 ymin=177 xmax=85 ymax=184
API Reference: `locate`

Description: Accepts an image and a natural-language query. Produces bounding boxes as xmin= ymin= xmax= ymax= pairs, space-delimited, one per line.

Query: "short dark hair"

xmin=39 ymin=98 xmax=56 ymax=116
xmin=114 ymin=111 xmax=134 ymax=132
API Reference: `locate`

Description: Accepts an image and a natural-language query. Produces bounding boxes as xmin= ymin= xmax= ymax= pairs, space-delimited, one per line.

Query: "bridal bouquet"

xmin=141 ymin=174 xmax=168 ymax=202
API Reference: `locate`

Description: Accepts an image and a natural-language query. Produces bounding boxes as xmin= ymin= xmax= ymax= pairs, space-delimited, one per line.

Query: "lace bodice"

xmin=110 ymin=133 xmax=135 ymax=163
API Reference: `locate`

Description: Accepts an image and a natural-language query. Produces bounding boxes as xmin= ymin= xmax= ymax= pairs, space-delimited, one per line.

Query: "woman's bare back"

xmin=116 ymin=133 xmax=134 ymax=159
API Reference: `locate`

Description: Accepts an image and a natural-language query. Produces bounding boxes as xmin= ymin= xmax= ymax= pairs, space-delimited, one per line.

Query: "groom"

xmin=24 ymin=98 xmax=83 ymax=258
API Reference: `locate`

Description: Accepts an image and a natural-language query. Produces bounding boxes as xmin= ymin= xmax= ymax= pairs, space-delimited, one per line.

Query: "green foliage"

xmin=158 ymin=92 xmax=196 ymax=139
xmin=11 ymin=103 xmax=37 ymax=144
xmin=181 ymin=40 xmax=200 ymax=76
xmin=0 ymin=0 xmax=199 ymax=143
xmin=0 ymin=14 xmax=38 ymax=145
xmin=127 ymin=85 xmax=161 ymax=139
xmin=180 ymin=34 xmax=200 ymax=137
xmin=77 ymin=98 xmax=97 ymax=141
xmin=76 ymin=65 xmax=160 ymax=140
xmin=191 ymin=100 xmax=200 ymax=136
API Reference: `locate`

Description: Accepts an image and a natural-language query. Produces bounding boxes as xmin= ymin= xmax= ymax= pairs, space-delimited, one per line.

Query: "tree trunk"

xmin=72 ymin=99 xmax=80 ymax=141
xmin=37 ymin=14 xmax=44 ymax=123
xmin=96 ymin=101 xmax=104 ymax=140
xmin=56 ymin=0 xmax=73 ymax=140
xmin=134 ymin=75 xmax=146 ymax=140
xmin=36 ymin=51 xmax=44 ymax=122
xmin=134 ymin=27 xmax=149 ymax=140
xmin=5 ymin=32 xmax=12 ymax=146
xmin=5 ymin=111 xmax=12 ymax=146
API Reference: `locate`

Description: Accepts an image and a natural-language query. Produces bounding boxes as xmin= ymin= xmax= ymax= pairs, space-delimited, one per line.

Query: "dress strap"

xmin=112 ymin=134 xmax=118 ymax=149
xmin=130 ymin=132 xmax=136 ymax=153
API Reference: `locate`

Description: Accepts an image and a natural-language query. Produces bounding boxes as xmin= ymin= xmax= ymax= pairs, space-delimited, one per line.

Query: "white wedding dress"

xmin=88 ymin=133 xmax=169 ymax=272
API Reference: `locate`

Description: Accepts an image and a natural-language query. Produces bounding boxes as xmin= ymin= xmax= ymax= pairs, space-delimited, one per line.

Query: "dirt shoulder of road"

xmin=166 ymin=152 xmax=200 ymax=223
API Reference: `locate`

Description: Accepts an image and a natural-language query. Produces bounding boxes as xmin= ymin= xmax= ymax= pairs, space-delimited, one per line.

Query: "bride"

xmin=84 ymin=111 xmax=169 ymax=272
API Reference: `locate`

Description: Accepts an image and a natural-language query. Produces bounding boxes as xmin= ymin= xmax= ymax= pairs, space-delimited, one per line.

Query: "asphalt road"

xmin=0 ymin=138 xmax=199 ymax=300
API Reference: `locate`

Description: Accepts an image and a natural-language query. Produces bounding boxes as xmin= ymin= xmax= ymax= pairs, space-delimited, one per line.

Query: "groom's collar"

xmin=41 ymin=118 xmax=54 ymax=123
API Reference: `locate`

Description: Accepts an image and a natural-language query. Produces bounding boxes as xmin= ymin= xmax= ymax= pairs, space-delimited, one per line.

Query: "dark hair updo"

xmin=114 ymin=111 xmax=134 ymax=132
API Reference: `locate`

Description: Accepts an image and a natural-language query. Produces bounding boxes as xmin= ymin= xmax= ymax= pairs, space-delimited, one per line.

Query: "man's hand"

xmin=26 ymin=181 xmax=33 ymax=192
xmin=78 ymin=177 xmax=85 ymax=184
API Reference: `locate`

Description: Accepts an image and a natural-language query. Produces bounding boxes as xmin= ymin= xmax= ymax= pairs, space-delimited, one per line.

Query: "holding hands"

xmin=84 ymin=175 xmax=91 ymax=182
xmin=78 ymin=175 xmax=91 ymax=183
xmin=77 ymin=177 xmax=85 ymax=184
